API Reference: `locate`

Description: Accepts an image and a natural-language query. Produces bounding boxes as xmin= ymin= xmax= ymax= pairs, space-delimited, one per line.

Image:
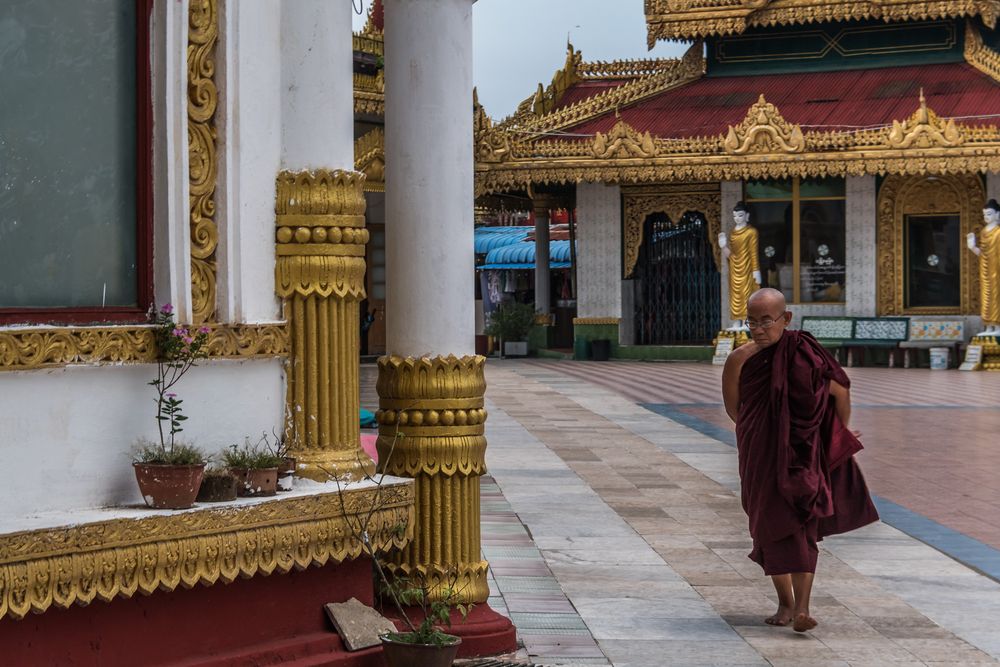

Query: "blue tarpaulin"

xmin=479 ymin=240 xmax=573 ymax=270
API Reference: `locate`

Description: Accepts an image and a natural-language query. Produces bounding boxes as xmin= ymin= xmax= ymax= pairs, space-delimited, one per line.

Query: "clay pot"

xmin=196 ymin=474 xmax=238 ymax=502
xmin=229 ymin=467 xmax=278 ymax=497
xmin=277 ymin=457 xmax=297 ymax=492
xmin=379 ymin=634 xmax=461 ymax=667
xmin=133 ymin=463 xmax=206 ymax=510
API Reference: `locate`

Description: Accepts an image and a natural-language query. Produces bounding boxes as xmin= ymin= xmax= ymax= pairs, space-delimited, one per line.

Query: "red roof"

xmin=554 ymin=79 xmax=632 ymax=110
xmin=563 ymin=62 xmax=1000 ymax=139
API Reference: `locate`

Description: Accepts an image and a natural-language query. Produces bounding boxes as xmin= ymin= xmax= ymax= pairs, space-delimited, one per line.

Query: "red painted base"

xmin=383 ymin=603 xmax=517 ymax=659
xmin=0 ymin=557 xmax=383 ymax=667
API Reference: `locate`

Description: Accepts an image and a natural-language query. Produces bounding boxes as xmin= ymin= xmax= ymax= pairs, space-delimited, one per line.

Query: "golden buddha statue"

xmin=968 ymin=199 xmax=1000 ymax=336
xmin=719 ymin=201 xmax=761 ymax=329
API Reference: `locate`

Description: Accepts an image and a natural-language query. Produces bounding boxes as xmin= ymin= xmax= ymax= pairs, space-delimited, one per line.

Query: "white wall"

xmin=576 ymin=183 xmax=622 ymax=319
xmin=845 ymin=176 xmax=877 ymax=317
xmin=0 ymin=360 xmax=285 ymax=519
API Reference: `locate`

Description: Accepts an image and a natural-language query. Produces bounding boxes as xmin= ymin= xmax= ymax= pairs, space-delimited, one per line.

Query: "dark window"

xmin=0 ymin=0 xmax=153 ymax=324
xmin=905 ymin=214 xmax=961 ymax=309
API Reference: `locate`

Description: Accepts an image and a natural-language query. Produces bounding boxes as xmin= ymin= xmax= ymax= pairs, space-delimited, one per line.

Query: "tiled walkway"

xmin=361 ymin=361 xmax=1000 ymax=666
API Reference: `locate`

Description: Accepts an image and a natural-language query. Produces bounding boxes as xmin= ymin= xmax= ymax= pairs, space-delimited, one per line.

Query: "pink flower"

xmin=161 ymin=303 xmax=174 ymax=315
xmin=171 ymin=328 xmax=184 ymax=337
xmin=166 ymin=393 xmax=177 ymax=398
xmin=183 ymin=336 xmax=194 ymax=345
xmin=198 ymin=326 xmax=210 ymax=334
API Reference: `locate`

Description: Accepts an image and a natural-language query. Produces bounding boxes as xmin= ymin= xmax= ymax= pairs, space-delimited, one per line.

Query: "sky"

xmin=351 ymin=0 xmax=689 ymax=120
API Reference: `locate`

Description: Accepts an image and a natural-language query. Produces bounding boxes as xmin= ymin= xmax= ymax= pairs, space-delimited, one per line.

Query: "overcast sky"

xmin=351 ymin=0 xmax=688 ymax=119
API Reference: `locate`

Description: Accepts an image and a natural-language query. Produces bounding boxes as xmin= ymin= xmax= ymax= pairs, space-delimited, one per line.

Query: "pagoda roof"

xmin=645 ymin=0 xmax=1000 ymax=44
xmin=474 ymin=22 xmax=1000 ymax=194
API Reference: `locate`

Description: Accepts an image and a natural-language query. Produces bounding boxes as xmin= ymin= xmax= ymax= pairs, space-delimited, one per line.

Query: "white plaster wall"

xmin=0 ymin=360 xmax=285 ymax=520
xmin=720 ymin=181 xmax=741 ymax=325
xmin=216 ymin=0 xmax=282 ymax=323
xmin=845 ymin=175 xmax=877 ymax=317
xmin=988 ymin=172 xmax=1000 ymax=202
xmin=576 ymin=183 xmax=622 ymax=319
xmin=280 ymin=0 xmax=354 ymax=171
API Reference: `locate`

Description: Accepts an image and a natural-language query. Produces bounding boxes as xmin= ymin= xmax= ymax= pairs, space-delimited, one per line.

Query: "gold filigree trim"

xmin=724 ymin=95 xmax=805 ymax=155
xmin=593 ymin=120 xmax=657 ymax=159
xmin=965 ymin=19 xmax=1000 ymax=82
xmin=887 ymin=90 xmax=962 ymax=148
xmin=573 ymin=317 xmax=621 ymax=325
xmin=189 ymin=0 xmax=219 ymax=324
xmin=876 ymin=173 xmax=983 ymax=316
xmin=355 ymin=127 xmax=385 ymax=192
xmin=644 ymin=0 xmax=1000 ymax=42
xmin=623 ymin=183 xmax=722 ymax=277
xmin=0 ymin=324 xmax=290 ymax=372
xmin=0 ymin=483 xmax=413 ymax=621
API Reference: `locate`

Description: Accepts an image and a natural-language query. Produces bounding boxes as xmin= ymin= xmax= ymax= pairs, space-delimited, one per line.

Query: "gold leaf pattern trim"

xmin=724 ymin=95 xmax=805 ymax=155
xmin=0 ymin=324 xmax=290 ymax=372
xmin=644 ymin=0 xmax=1000 ymax=42
xmin=355 ymin=127 xmax=386 ymax=192
xmin=0 ymin=483 xmax=413 ymax=621
xmin=573 ymin=317 xmax=622 ymax=325
xmin=189 ymin=0 xmax=219 ymax=324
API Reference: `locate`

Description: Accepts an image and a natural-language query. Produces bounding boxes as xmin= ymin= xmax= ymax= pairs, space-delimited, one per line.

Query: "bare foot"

xmin=765 ymin=605 xmax=793 ymax=626
xmin=793 ymin=612 xmax=818 ymax=633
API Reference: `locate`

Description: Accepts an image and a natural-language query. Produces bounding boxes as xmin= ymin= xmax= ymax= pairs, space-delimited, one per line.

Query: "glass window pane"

xmin=799 ymin=177 xmax=845 ymax=198
xmin=799 ymin=201 xmax=846 ymax=303
xmin=745 ymin=179 xmax=793 ymax=200
xmin=905 ymin=214 xmax=961 ymax=308
xmin=0 ymin=0 xmax=137 ymax=308
xmin=749 ymin=201 xmax=794 ymax=303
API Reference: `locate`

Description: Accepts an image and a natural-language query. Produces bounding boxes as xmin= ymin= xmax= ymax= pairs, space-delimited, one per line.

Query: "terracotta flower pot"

xmin=277 ymin=457 xmax=297 ymax=492
xmin=133 ymin=463 xmax=206 ymax=510
xmin=229 ymin=467 xmax=278 ymax=497
xmin=196 ymin=474 xmax=238 ymax=502
xmin=379 ymin=634 xmax=461 ymax=667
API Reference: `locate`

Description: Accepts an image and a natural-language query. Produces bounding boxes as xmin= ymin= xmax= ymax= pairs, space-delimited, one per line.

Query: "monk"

xmin=722 ymin=288 xmax=878 ymax=632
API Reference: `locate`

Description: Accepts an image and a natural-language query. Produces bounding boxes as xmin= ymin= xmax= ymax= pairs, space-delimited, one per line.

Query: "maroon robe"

xmin=736 ymin=330 xmax=879 ymax=574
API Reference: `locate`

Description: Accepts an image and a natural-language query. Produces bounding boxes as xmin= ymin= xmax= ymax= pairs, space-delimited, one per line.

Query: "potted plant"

xmin=196 ymin=467 xmax=238 ymax=503
xmin=267 ymin=430 xmax=297 ymax=492
xmin=132 ymin=304 xmax=211 ymax=510
xmin=222 ymin=437 xmax=284 ymax=497
xmin=484 ymin=301 xmax=535 ymax=358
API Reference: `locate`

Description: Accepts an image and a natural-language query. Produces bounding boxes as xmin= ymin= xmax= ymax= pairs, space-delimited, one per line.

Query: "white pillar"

xmin=576 ymin=183 xmax=622 ymax=319
xmin=534 ymin=205 xmax=552 ymax=316
xmin=384 ymin=0 xmax=475 ymax=357
xmin=845 ymin=176 xmax=877 ymax=317
xmin=280 ymin=0 xmax=354 ymax=171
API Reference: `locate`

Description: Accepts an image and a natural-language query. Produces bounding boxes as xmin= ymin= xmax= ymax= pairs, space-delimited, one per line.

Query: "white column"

xmin=534 ymin=205 xmax=552 ymax=316
xmin=988 ymin=173 xmax=1000 ymax=203
xmin=384 ymin=0 xmax=475 ymax=357
xmin=576 ymin=183 xmax=622 ymax=319
xmin=280 ymin=0 xmax=354 ymax=170
xmin=846 ymin=175 xmax=877 ymax=317
xmin=720 ymin=181 xmax=741 ymax=327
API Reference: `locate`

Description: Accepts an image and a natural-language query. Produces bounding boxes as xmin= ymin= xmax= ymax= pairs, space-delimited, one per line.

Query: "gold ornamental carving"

xmin=644 ymin=0 xmax=1000 ymax=42
xmin=887 ymin=91 xmax=962 ymax=149
xmin=573 ymin=317 xmax=621 ymax=325
xmin=592 ymin=120 xmax=656 ymax=159
xmin=0 ymin=483 xmax=413 ymax=622
xmin=355 ymin=128 xmax=386 ymax=192
xmin=876 ymin=173 xmax=984 ymax=316
xmin=0 ymin=324 xmax=290 ymax=372
xmin=724 ymin=95 xmax=805 ymax=155
xmin=375 ymin=355 xmax=490 ymax=605
xmin=474 ymin=88 xmax=511 ymax=165
xmin=623 ymin=184 xmax=722 ymax=278
xmin=276 ymin=170 xmax=371 ymax=481
xmin=188 ymin=0 xmax=219 ymax=324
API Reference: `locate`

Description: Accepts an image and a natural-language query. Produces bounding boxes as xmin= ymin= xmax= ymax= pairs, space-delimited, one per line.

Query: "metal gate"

xmin=633 ymin=211 xmax=720 ymax=345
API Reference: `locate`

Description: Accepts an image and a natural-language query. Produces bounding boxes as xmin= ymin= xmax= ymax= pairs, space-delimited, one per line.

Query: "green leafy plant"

xmin=484 ymin=301 xmax=536 ymax=345
xmin=222 ymin=436 xmax=285 ymax=470
xmin=135 ymin=303 xmax=210 ymax=465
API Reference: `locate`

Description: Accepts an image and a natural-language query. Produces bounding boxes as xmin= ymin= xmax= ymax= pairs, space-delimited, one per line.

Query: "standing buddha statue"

xmin=718 ymin=201 xmax=761 ymax=330
xmin=968 ymin=198 xmax=1000 ymax=336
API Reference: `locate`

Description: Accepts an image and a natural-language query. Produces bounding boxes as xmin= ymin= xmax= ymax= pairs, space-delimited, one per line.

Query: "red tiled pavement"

xmin=524 ymin=360 xmax=1000 ymax=551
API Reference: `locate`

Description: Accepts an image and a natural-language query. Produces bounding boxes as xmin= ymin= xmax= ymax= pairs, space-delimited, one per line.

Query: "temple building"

xmin=0 ymin=0 xmax=512 ymax=662
xmin=475 ymin=0 xmax=1000 ymax=363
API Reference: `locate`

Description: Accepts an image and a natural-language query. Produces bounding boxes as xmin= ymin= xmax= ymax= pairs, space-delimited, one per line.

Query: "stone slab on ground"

xmin=324 ymin=598 xmax=396 ymax=651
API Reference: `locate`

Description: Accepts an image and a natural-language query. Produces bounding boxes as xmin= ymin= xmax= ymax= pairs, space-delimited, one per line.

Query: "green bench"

xmin=799 ymin=316 xmax=910 ymax=367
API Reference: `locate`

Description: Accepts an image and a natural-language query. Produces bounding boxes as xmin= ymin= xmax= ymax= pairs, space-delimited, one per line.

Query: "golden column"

xmin=275 ymin=170 xmax=374 ymax=481
xmin=374 ymin=356 xmax=489 ymax=603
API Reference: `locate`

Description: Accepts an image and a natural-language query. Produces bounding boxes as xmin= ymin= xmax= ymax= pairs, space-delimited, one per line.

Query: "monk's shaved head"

xmin=748 ymin=288 xmax=787 ymax=312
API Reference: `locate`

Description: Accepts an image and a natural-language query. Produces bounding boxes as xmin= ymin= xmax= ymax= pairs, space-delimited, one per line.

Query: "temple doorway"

xmin=632 ymin=211 xmax=721 ymax=345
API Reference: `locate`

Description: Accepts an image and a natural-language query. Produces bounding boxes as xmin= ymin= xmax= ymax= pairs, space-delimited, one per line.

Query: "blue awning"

xmin=474 ymin=226 xmax=532 ymax=254
xmin=479 ymin=240 xmax=574 ymax=270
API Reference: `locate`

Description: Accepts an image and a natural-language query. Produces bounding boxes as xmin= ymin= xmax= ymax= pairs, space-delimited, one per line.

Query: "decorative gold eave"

xmin=475 ymin=97 xmax=1000 ymax=196
xmin=644 ymin=0 xmax=1000 ymax=43
xmin=355 ymin=128 xmax=385 ymax=193
xmin=0 ymin=482 xmax=413 ymax=621
xmin=0 ymin=323 xmax=290 ymax=372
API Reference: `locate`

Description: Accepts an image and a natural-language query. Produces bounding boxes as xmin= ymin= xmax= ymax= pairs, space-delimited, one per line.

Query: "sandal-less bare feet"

xmin=765 ymin=606 xmax=793 ymax=626
xmin=793 ymin=612 xmax=818 ymax=633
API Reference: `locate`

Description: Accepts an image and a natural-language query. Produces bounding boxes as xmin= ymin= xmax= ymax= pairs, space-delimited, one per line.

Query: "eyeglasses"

xmin=744 ymin=318 xmax=782 ymax=330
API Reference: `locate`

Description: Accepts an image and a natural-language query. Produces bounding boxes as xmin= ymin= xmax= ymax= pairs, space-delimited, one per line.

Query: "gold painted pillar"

xmin=374 ymin=355 xmax=489 ymax=604
xmin=275 ymin=170 xmax=374 ymax=481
